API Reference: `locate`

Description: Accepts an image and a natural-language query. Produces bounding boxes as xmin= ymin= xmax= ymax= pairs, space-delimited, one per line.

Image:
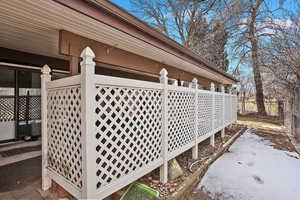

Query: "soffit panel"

xmin=0 ymin=0 xmax=234 ymax=84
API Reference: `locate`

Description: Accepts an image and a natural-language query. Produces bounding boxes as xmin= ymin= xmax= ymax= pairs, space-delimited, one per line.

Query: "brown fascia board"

xmin=52 ymin=0 xmax=238 ymax=83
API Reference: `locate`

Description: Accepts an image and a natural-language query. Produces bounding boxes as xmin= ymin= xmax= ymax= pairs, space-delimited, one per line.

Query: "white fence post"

xmin=160 ymin=68 xmax=168 ymax=184
xmin=210 ymin=83 xmax=215 ymax=147
xmin=192 ymin=78 xmax=198 ymax=159
xmin=41 ymin=64 xmax=52 ymax=191
xmin=80 ymin=47 xmax=97 ymax=199
xmin=229 ymin=89 xmax=232 ymax=126
xmin=221 ymin=85 xmax=225 ymax=138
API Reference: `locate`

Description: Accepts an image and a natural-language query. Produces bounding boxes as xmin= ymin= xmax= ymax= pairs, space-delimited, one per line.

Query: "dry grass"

xmin=238 ymin=101 xmax=278 ymax=116
xmin=237 ymin=113 xmax=284 ymax=130
xmin=237 ymin=118 xmax=285 ymax=132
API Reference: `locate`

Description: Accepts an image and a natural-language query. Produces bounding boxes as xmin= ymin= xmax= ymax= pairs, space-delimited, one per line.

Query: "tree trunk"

xmin=250 ymin=40 xmax=267 ymax=115
xmin=249 ymin=0 xmax=267 ymax=116
xmin=242 ymin=91 xmax=246 ymax=114
xmin=278 ymin=100 xmax=284 ymax=120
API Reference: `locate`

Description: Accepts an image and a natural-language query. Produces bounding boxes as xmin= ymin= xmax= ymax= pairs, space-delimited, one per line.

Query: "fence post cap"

xmin=160 ymin=68 xmax=168 ymax=77
xmin=80 ymin=46 xmax=95 ymax=59
xmin=210 ymin=82 xmax=215 ymax=91
xmin=221 ymin=85 xmax=225 ymax=92
xmin=41 ymin=64 xmax=51 ymax=74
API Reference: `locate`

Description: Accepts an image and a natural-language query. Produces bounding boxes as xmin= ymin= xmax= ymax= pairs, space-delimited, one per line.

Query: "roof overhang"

xmin=0 ymin=0 xmax=237 ymax=84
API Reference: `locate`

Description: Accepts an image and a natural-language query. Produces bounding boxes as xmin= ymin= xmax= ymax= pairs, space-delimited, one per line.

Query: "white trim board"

xmin=0 ymin=62 xmax=70 ymax=74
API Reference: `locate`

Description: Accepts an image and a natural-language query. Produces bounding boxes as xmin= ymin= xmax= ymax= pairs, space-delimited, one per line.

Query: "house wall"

xmin=95 ymin=64 xmax=158 ymax=82
xmin=0 ymin=47 xmax=212 ymax=89
xmin=0 ymin=34 xmax=221 ymax=90
xmin=59 ymin=30 xmax=217 ymax=88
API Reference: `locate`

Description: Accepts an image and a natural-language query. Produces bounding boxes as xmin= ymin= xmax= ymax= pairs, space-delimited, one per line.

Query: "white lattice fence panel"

xmin=224 ymin=95 xmax=231 ymax=124
xmin=47 ymin=86 xmax=82 ymax=189
xmin=94 ymin=86 xmax=162 ymax=190
xmin=229 ymin=96 xmax=233 ymax=121
xmin=167 ymin=90 xmax=196 ymax=153
xmin=232 ymin=96 xmax=237 ymax=121
xmin=230 ymin=96 xmax=233 ymax=122
xmin=197 ymin=92 xmax=213 ymax=138
xmin=214 ymin=94 xmax=223 ymax=130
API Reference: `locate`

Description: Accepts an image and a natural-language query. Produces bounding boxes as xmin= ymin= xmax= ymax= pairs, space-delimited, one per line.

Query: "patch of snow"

xmin=198 ymin=129 xmax=300 ymax=200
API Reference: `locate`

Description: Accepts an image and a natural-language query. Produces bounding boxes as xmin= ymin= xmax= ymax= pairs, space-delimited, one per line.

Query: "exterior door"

xmin=0 ymin=66 xmax=42 ymax=143
xmin=0 ymin=68 xmax=16 ymax=142
xmin=16 ymin=70 xmax=41 ymax=139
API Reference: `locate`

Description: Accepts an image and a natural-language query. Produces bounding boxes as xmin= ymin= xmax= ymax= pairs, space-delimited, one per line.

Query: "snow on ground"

xmin=198 ymin=129 xmax=300 ymax=200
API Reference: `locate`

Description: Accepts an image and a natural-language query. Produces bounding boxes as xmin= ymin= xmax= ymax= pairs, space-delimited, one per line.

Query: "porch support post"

xmin=80 ymin=47 xmax=97 ymax=199
xmin=69 ymin=56 xmax=79 ymax=75
xmin=221 ymin=85 xmax=225 ymax=138
xmin=160 ymin=68 xmax=168 ymax=184
xmin=192 ymin=78 xmax=198 ymax=159
xmin=41 ymin=64 xmax=52 ymax=191
xmin=210 ymin=82 xmax=215 ymax=147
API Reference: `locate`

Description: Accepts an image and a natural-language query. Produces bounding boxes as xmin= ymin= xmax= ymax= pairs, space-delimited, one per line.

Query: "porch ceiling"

xmin=0 ymin=0 xmax=234 ymax=84
xmin=0 ymin=22 xmax=64 ymax=60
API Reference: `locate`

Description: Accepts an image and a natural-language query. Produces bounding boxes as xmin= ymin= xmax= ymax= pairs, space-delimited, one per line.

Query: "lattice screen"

xmin=94 ymin=86 xmax=162 ymax=189
xmin=230 ymin=96 xmax=233 ymax=121
xmin=18 ymin=96 xmax=41 ymax=121
xmin=45 ymin=76 xmax=238 ymax=199
xmin=0 ymin=96 xmax=14 ymax=122
xmin=18 ymin=97 xmax=27 ymax=121
xmin=224 ymin=95 xmax=231 ymax=124
xmin=197 ymin=92 xmax=213 ymax=137
xmin=47 ymin=87 xmax=82 ymax=189
xmin=214 ymin=94 xmax=223 ymax=130
xmin=167 ymin=90 xmax=196 ymax=153
xmin=232 ymin=96 xmax=237 ymax=121
xmin=29 ymin=96 xmax=41 ymax=120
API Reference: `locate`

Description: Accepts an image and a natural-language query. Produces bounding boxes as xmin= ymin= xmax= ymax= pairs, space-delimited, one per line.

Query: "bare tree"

xmin=130 ymin=0 xmax=229 ymax=71
xmin=191 ymin=19 xmax=229 ymax=71
xmin=235 ymin=67 xmax=255 ymax=114
xmin=258 ymin=0 xmax=300 ymax=99
xmin=259 ymin=5 xmax=300 ymax=135
xmin=223 ymin=0 xmax=285 ymax=115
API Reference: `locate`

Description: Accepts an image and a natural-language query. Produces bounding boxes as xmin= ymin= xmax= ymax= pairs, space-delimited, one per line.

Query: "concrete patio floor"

xmin=0 ymin=157 xmax=43 ymax=200
xmin=0 ymin=141 xmax=41 ymax=167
